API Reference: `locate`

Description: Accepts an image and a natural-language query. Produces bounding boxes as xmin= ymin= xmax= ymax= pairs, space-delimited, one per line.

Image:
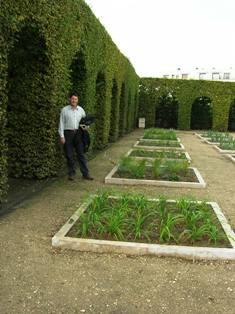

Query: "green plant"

xmin=151 ymin=160 xmax=188 ymax=181
xmin=74 ymin=193 xmax=229 ymax=247
xmin=118 ymin=157 xmax=146 ymax=178
xmin=219 ymin=140 xmax=235 ymax=150
xmin=143 ymin=128 xmax=177 ymax=140
xmin=159 ymin=212 xmax=183 ymax=242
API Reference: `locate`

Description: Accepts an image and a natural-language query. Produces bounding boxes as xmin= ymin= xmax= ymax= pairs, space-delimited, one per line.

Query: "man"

xmin=58 ymin=92 xmax=93 ymax=181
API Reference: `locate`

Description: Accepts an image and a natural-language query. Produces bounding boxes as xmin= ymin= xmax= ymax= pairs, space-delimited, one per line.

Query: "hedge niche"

xmin=70 ymin=51 xmax=87 ymax=106
xmin=94 ymin=72 xmax=106 ymax=149
xmin=119 ymin=82 xmax=127 ymax=136
xmin=7 ymin=25 xmax=52 ymax=179
xmin=228 ymin=100 xmax=235 ymax=131
xmin=190 ymin=96 xmax=213 ymax=130
xmin=109 ymin=79 xmax=119 ymax=142
xmin=0 ymin=0 xmax=139 ymax=203
xmin=155 ymin=94 xmax=178 ymax=129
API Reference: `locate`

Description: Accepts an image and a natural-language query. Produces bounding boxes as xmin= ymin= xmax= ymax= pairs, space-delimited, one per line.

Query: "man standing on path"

xmin=58 ymin=92 xmax=93 ymax=181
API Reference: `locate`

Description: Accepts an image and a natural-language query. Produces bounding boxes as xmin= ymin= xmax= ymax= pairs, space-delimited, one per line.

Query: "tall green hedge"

xmin=139 ymin=78 xmax=235 ymax=130
xmin=0 ymin=0 xmax=139 ymax=202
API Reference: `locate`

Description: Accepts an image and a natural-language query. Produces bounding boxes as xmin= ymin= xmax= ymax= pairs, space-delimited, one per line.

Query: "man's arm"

xmin=58 ymin=108 xmax=65 ymax=144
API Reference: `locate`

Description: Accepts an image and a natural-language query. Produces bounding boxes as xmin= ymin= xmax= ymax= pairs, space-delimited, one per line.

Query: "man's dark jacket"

xmin=79 ymin=115 xmax=95 ymax=152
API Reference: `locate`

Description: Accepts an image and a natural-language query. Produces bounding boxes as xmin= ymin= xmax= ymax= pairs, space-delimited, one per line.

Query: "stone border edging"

xmin=52 ymin=196 xmax=235 ymax=260
xmin=140 ymin=137 xmax=180 ymax=143
xmin=213 ymin=145 xmax=235 ymax=154
xmin=225 ymin=154 xmax=235 ymax=163
xmin=195 ymin=133 xmax=209 ymax=141
xmin=104 ymin=165 xmax=206 ymax=188
xmin=204 ymin=139 xmax=220 ymax=145
xmin=133 ymin=141 xmax=185 ymax=151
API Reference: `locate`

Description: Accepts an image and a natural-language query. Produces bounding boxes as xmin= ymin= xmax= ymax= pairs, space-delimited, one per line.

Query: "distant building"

xmin=162 ymin=67 xmax=235 ymax=82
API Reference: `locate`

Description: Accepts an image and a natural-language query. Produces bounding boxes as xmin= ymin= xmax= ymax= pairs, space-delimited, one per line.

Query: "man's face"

xmin=70 ymin=95 xmax=78 ymax=107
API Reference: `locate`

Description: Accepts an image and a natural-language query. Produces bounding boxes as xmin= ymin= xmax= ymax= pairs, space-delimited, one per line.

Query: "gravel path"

xmin=1 ymin=130 xmax=235 ymax=314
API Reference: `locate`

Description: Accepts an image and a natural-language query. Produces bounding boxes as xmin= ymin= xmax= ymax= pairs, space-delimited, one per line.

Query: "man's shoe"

xmin=68 ymin=175 xmax=75 ymax=181
xmin=82 ymin=175 xmax=94 ymax=180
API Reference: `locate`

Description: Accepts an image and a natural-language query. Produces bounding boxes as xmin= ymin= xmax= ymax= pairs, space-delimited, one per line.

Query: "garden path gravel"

xmin=0 ymin=130 xmax=235 ymax=314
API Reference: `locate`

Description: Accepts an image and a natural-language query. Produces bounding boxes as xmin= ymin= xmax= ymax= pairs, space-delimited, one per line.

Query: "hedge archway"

xmin=133 ymin=92 xmax=138 ymax=128
xmin=70 ymin=51 xmax=87 ymax=106
xmin=109 ymin=78 xmax=119 ymax=142
xmin=119 ymin=82 xmax=126 ymax=136
xmin=7 ymin=25 xmax=49 ymax=178
xmin=155 ymin=93 xmax=178 ymax=129
xmin=94 ymin=72 xmax=106 ymax=149
xmin=126 ymin=91 xmax=132 ymax=132
xmin=228 ymin=99 xmax=235 ymax=131
xmin=190 ymin=96 xmax=213 ymax=130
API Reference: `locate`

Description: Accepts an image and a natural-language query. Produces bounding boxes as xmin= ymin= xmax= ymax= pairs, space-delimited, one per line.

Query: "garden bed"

xmin=195 ymin=134 xmax=220 ymax=145
xmin=134 ymin=140 xmax=185 ymax=151
xmin=213 ymin=145 xmax=235 ymax=154
xmin=142 ymin=128 xmax=178 ymax=141
xmin=195 ymin=132 xmax=232 ymax=141
xmin=105 ymin=164 xmax=206 ymax=188
xmin=52 ymin=194 xmax=235 ymax=260
xmin=125 ymin=149 xmax=191 ymax=163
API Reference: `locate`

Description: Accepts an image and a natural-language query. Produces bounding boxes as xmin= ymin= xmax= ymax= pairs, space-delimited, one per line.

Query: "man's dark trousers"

xmin=63 ymin=130 xmax=89 ymax=177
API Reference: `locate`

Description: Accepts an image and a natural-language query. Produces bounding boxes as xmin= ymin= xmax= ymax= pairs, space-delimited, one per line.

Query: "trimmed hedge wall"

xmin=0 ymin=0 xmax=139 ymax=202
xmin=139 ymin=78 xmax=235 ymax=131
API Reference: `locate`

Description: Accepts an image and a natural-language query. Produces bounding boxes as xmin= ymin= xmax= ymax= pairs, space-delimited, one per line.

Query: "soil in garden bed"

xmin=67 ymin=197 xmax=231 ymax=248
xmin=143 ymin=136 xmax=177 ymax=140
xmin=129 ymin=150 xmax=186 ymax=159
xmin=138 ymin=140 xmax=181 ymax=147
xmin=114 ymin=167 xmax=197 ymax=182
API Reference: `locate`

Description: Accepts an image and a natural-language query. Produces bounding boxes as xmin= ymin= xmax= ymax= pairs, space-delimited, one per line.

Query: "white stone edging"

xmin=213 ymin=145 xmax=235 ymax=154
xmin=204 ymin=139 xmax=220 ymax=145
xmin=140 ymin=136 xmax=180 ymax=143
xmin=104 ymin=165 xmax=206 ymax=188
xmin=52 ymin=196 xmax=235 ymax=260
xmin=133 ymin=141 xmax=185 ymax=151
xmin=225 ymin=154 xmax=235 ymax=163
xmin=195 ymin=133 xmax=210 ymax=141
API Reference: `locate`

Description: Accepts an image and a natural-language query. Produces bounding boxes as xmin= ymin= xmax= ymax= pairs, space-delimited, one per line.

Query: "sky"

xmin=84 ymin=0 xmax=235 ymax=77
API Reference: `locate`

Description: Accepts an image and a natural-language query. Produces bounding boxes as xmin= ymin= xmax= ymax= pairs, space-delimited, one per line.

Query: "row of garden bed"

xmin=196 ymin=131 xmax=235 ymax=161
xmin=52 ymin=128 xmax=235 ymax=260
xmin=105 ymin=129 xmax=205 ymax=188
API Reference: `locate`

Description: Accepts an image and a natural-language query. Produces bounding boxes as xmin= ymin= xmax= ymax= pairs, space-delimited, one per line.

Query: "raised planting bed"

xmin=105 ymin=157 xmax=206 ymax=188
xmin=213 ymin=145 xmax=235 ymax=154
xmin=52 ymin=193 xmax=235 ymax=260
xmin=195 ymin=132 xmax=233 ymax=145
xmin=143 ymin=128 xmax=177 ymax=141
xmin=126 ymin=149 xmax=191 ymax=163
xmin=134 ymin=140 xmax=185 ymax=151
